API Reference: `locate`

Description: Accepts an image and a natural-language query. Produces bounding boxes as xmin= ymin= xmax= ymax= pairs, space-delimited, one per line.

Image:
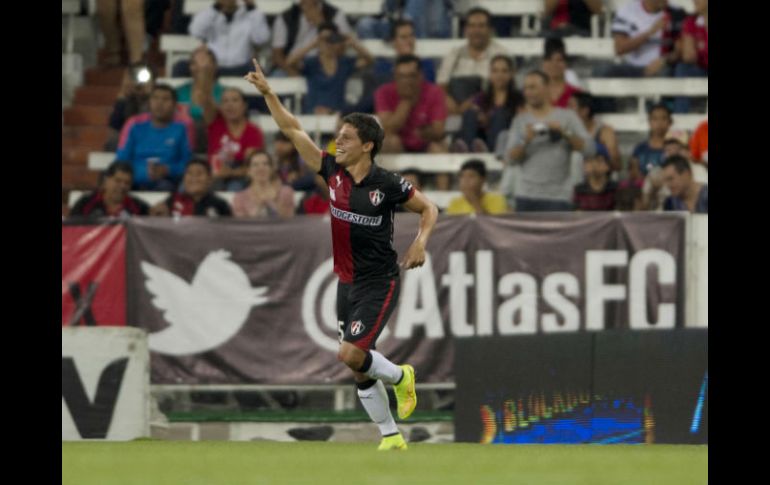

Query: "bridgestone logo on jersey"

xmin=330 ymin=206 xmax=382 ymax=227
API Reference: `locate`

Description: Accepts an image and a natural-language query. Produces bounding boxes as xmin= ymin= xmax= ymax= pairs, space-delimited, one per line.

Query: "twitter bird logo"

xmin=141 ymin=250 xmax=268 ymax=356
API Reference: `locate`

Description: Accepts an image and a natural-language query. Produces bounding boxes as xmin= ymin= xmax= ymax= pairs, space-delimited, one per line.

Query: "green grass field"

xmin=62 ymin=441 xmax=707 ymax=485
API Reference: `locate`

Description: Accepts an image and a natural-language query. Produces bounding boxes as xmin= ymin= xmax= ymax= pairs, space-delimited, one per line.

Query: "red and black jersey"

xmin=69 ymin=191 xmax=149 ymax=219
xmin=318 ymin=152 xmax=415 ymax=284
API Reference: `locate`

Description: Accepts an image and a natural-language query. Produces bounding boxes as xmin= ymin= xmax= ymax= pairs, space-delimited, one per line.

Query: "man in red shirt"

xmin=69 ymin=162 xmax=149 ymax=219
xmin=674 ymin=0 xmax=707 ymax=113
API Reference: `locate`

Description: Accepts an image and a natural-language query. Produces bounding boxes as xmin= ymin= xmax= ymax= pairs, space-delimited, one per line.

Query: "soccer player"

xmin=244 ymin=60 xmax=438 ymax=451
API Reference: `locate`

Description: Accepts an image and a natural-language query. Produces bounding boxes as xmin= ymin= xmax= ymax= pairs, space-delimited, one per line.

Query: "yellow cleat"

xmin=393 ymin=364 xmax=417 ymax=420
xmin=377 ymin=433 xmax=408 ymax=451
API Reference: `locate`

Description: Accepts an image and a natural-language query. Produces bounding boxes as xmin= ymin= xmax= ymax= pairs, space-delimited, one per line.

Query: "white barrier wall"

xmin=62 ymin=327 xmax=150 ymax=440
xmin=686 ymin=214 xmax=708 ymax=327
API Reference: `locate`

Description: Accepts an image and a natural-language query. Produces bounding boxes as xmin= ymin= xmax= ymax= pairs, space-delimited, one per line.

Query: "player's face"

xmin=103 ymin=170 xmax=132 ymax=202
xmin=335 ymin=123 xmax=368 ymax=165
xmin=183 ymin=164 xmax=211 ymax=197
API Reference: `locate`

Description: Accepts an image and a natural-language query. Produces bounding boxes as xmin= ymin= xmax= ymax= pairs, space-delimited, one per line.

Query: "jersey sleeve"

xmin=384 ymin=171 xmax=415 ymax=206
xmin=316 ymin=151 xmax=338 ymax=180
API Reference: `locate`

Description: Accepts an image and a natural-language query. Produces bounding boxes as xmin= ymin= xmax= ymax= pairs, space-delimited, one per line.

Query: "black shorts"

xmin=337 ymin=277 xmax=400 ymax=350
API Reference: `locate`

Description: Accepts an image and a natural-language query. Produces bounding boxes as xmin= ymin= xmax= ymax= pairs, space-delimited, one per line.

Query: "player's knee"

xmin=337 ymin=343 xmax=365 ymax=370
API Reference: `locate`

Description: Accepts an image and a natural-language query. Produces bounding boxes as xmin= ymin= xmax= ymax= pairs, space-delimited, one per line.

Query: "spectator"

xmin=454 ymin=54 xmax=524 ymax=153
xmin=446 ymin=159 xmax=508 ymax=215
xmin=208 ymin=87 xmax=265 ymax=191
xmin=286 ymin=22 xmax=373 ymax=114
xmin=504 ymin=70 xmax=593 ymax=212
xmin=175 ymin=46 xmax=223 ymax=130
xmin=542 ymin=38 xmax=582 ymax=108
xmin=356 ymin=0 xmax=453 ymax=40
xmin=396 ymin=168 xmax=424 ymax=212
xmin=573 ymin=144 xmax=617 ymax=211
xmin=150 ymin=160 xmax=232 ymax=216
xmin=629 ymin=103 xmax=672 ymax=178
xmin=274 ymin=132 xmax=317 ymax=192
xmin=376 ymin=54 xmax=449 ymax=187
xmin=544 ymin=0 xmax=604 ymax=37
xmin=117 ymin=85 xmax=192 ymax=191
xmin=568 ymin=92 xmax=621 ymax=171
xmin=373 ymin=19 xmax=437 ymax=83
xmin=69 ymin=162 xmax=149 ymax=219
xmin=297 ymin=175 xmax=331 ymax=215
xmin=271 ymin=0 xmax=352 ymax=76
xmin=232 ymin=151 xmax=296 ymax=218
xmin=596 ymin=0 xmax=668 ymax=77
xmin=96 ymin=0 xmax=145 ymax=66
xmin=436 ymin=7 xmax=509 ymax=115
xmin=674 ymin=0 xmax=708 ymax=113
xmin=642 ymin=128 xmax=695 ymax=210
xmin=181 ymin=0 xmax=271 ymax=77
xmin=661 ymin=155 xmax=708 ymax=213
xmin=690 ymin=118 xmax=708 ymax=164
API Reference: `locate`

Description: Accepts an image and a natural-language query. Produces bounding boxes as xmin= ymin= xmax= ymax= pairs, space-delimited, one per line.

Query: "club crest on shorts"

xmin=351 ymin=320 xmax=365 ymax=336
xmin=369 ymin=189 xmax=384 ymax=206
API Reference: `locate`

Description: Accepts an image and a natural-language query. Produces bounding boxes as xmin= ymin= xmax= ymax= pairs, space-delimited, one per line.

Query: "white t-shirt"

xmin=271 ymin=9 xmax=352 ymax=58
xmin=611 ymin=0 xmax=664 ymax=67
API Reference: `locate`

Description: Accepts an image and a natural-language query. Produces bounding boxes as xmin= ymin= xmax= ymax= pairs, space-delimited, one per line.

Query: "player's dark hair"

xmin=342 ymin=113 xmax=384 ymax=161
xmin=661 ymin=155 xmax=691 ymax=174
xmin=461 ymin=159 xmax=487 ymax=178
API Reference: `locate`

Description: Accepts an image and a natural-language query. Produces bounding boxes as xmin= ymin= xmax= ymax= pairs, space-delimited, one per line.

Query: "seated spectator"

xmin=437 ymin=7 xmax=509 ymax=115
xmin=69 ymin=162 xmax=149 ymax=219
xmin=271 ymin=0 xmax=352 ymax=76
xmin=674 ymin=0 xmax=708 ymax=113
xmin=690 ymin=118 xmax=708 ymax=164
xmin=175 ymin=46 xmax=224 ymax=133
xmin=544 ymin=0 xmax=604 ymax=38
xmin=446 ymin=159 xmax=508 ymax=215
xmin=542 ymin=38 xmax=582 ymax=108
xmin=504 ymin=70 xmax=593 ymax=212
xmin=642 ymin=128 xmax=694 ymax=210
xmin=150 ymin=160 xmax=232 ymax=217
xmin=628 ymin=103 xmax=672 ymax=178
xmin=376 ymin=54 xmax=449 ymax=188
xmin=356 ymin=0 xmax=453 ymax=40
xmin=208 ymin=87 xmax=265 ymax=191
xmin=180 ymin=0 xmax=270 ymax=77
xmin=661 ymin=155 xmax=708 ymax=213
xmin=233 ymin=151 xmax=296 ymax=218
xmin=454 ymin=54 xmax=524 ymax=153
xmin=573 ymin=144 xmax=617 ymax=211
xmin=615 ymin=180 xmax=644 ymax=211
xmin=116 ymin=85 xmax=192 ymax=191
xmin=274 ymin=132 xmax=316 ymax=192
xmin=285 ymin=22 xmax=373 ymax=114
xmin=297 ymin=175 xmax=331 ymax=215
xmin=568 ymin=92 xmax=621 ymax=171
xmin=595 ymin=0 xmax=668 ymax=78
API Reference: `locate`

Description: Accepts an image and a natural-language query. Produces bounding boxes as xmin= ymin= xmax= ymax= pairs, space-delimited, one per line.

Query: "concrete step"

xmin=62 ymin=165 xmax=100 ymax=190
xmin=73 ymin=85 xmax=121 ymax=106
xmin=84 ymin=67 xmax=125 ymax=86
xmin=62 ymin=125 xmax=112 ymax=148
xmin=62 ymin=105 xmax=112 ymax=126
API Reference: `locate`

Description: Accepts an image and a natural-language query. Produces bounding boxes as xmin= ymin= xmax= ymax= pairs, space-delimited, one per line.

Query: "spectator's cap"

xmin=664 ymin=128 xmax=689 ymax=146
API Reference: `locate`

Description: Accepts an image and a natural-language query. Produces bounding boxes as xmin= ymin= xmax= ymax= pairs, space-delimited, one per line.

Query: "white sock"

xmin=365 ymin=350 xmax=404 ymax=385
xmin=358 ymin=380 xmax=399 ymax=437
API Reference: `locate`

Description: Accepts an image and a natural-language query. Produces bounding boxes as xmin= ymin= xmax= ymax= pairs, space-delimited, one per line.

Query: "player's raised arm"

xmin=400 ymin=189 xmax=438 ymax=269
xmin=243 ymin=59 xmax=323 ymax=172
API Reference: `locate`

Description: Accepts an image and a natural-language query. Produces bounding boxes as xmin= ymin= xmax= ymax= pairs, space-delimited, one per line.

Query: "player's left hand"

xmin=401 ymin=241 xmax=426 ymax=270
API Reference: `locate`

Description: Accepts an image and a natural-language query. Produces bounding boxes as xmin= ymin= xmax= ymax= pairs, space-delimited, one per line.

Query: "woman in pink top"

xmin=208 ymin=87 xmax=265 ymax=191
xmin=232 ymin=151 xmax=295 ymax=219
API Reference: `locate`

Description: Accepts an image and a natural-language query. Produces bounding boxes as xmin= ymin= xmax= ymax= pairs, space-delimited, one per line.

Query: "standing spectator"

xmin=207 ymin=88 xmax=265 ymax=191
xmin=446 ymin=159 xmax=508 ymax=215
xmin=690 ymin=118 xmax=708 ymax=164
xmin=96 ymin=0 xmax=146 ymax=67
xmin=596 ymin=0 xmax=668 ymax=77
xmin=542 ymin=38 xmax=582 ymax=108
xmin=69 ymin=162 xmax=149 ymax=219
xmin=661 ymin=155 xmax=707 ymax=213
xmin=232 ymin=151 xmax=296 ymax=218
xmin=454 ymin=54 xmax=524 ymax=153
xmin=376 ymin=54 xmax=448 ymax=155
xmin=504 ymin=70 xmax=593 ymax=212
xmin=568 ymin=92 xmax=621 ymax=171
xmin=274 ymin=132 xmax=316 ymax=192
xmin=150 ymin=160 xmax=232 ymax=216
xmin=544 ymin=0 xmax=604 ymax=37
xmin=117 ymin=85 xmax=192 ymax=191
xmin=573 ymin=144 xmax=617 ymax=211
xmin=286 ymin=22 xmax=373 ymax=114
xmin=356 ymin=0 xmax=453 ymax=40
xmin=436 ymin=7 xmax=509 ymax=115
xmin=271 ymin=0 xmax=352 ymax=76
xmin=183 ymin=0 xmax=271 ymax=77
xmin=674 ymin=0 xmax=708 ymax=113
xmin=628 ymin=103 xmax=672 ymax=178
xmin=175 ymin=46 xmax=223 ymax=131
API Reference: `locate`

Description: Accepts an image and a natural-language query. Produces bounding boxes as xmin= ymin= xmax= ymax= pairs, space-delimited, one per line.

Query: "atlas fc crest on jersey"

xmin=369 ymin=189 xmax=385 ymax=207
xmin=351 ymin=320 xmax=365 ymax=336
